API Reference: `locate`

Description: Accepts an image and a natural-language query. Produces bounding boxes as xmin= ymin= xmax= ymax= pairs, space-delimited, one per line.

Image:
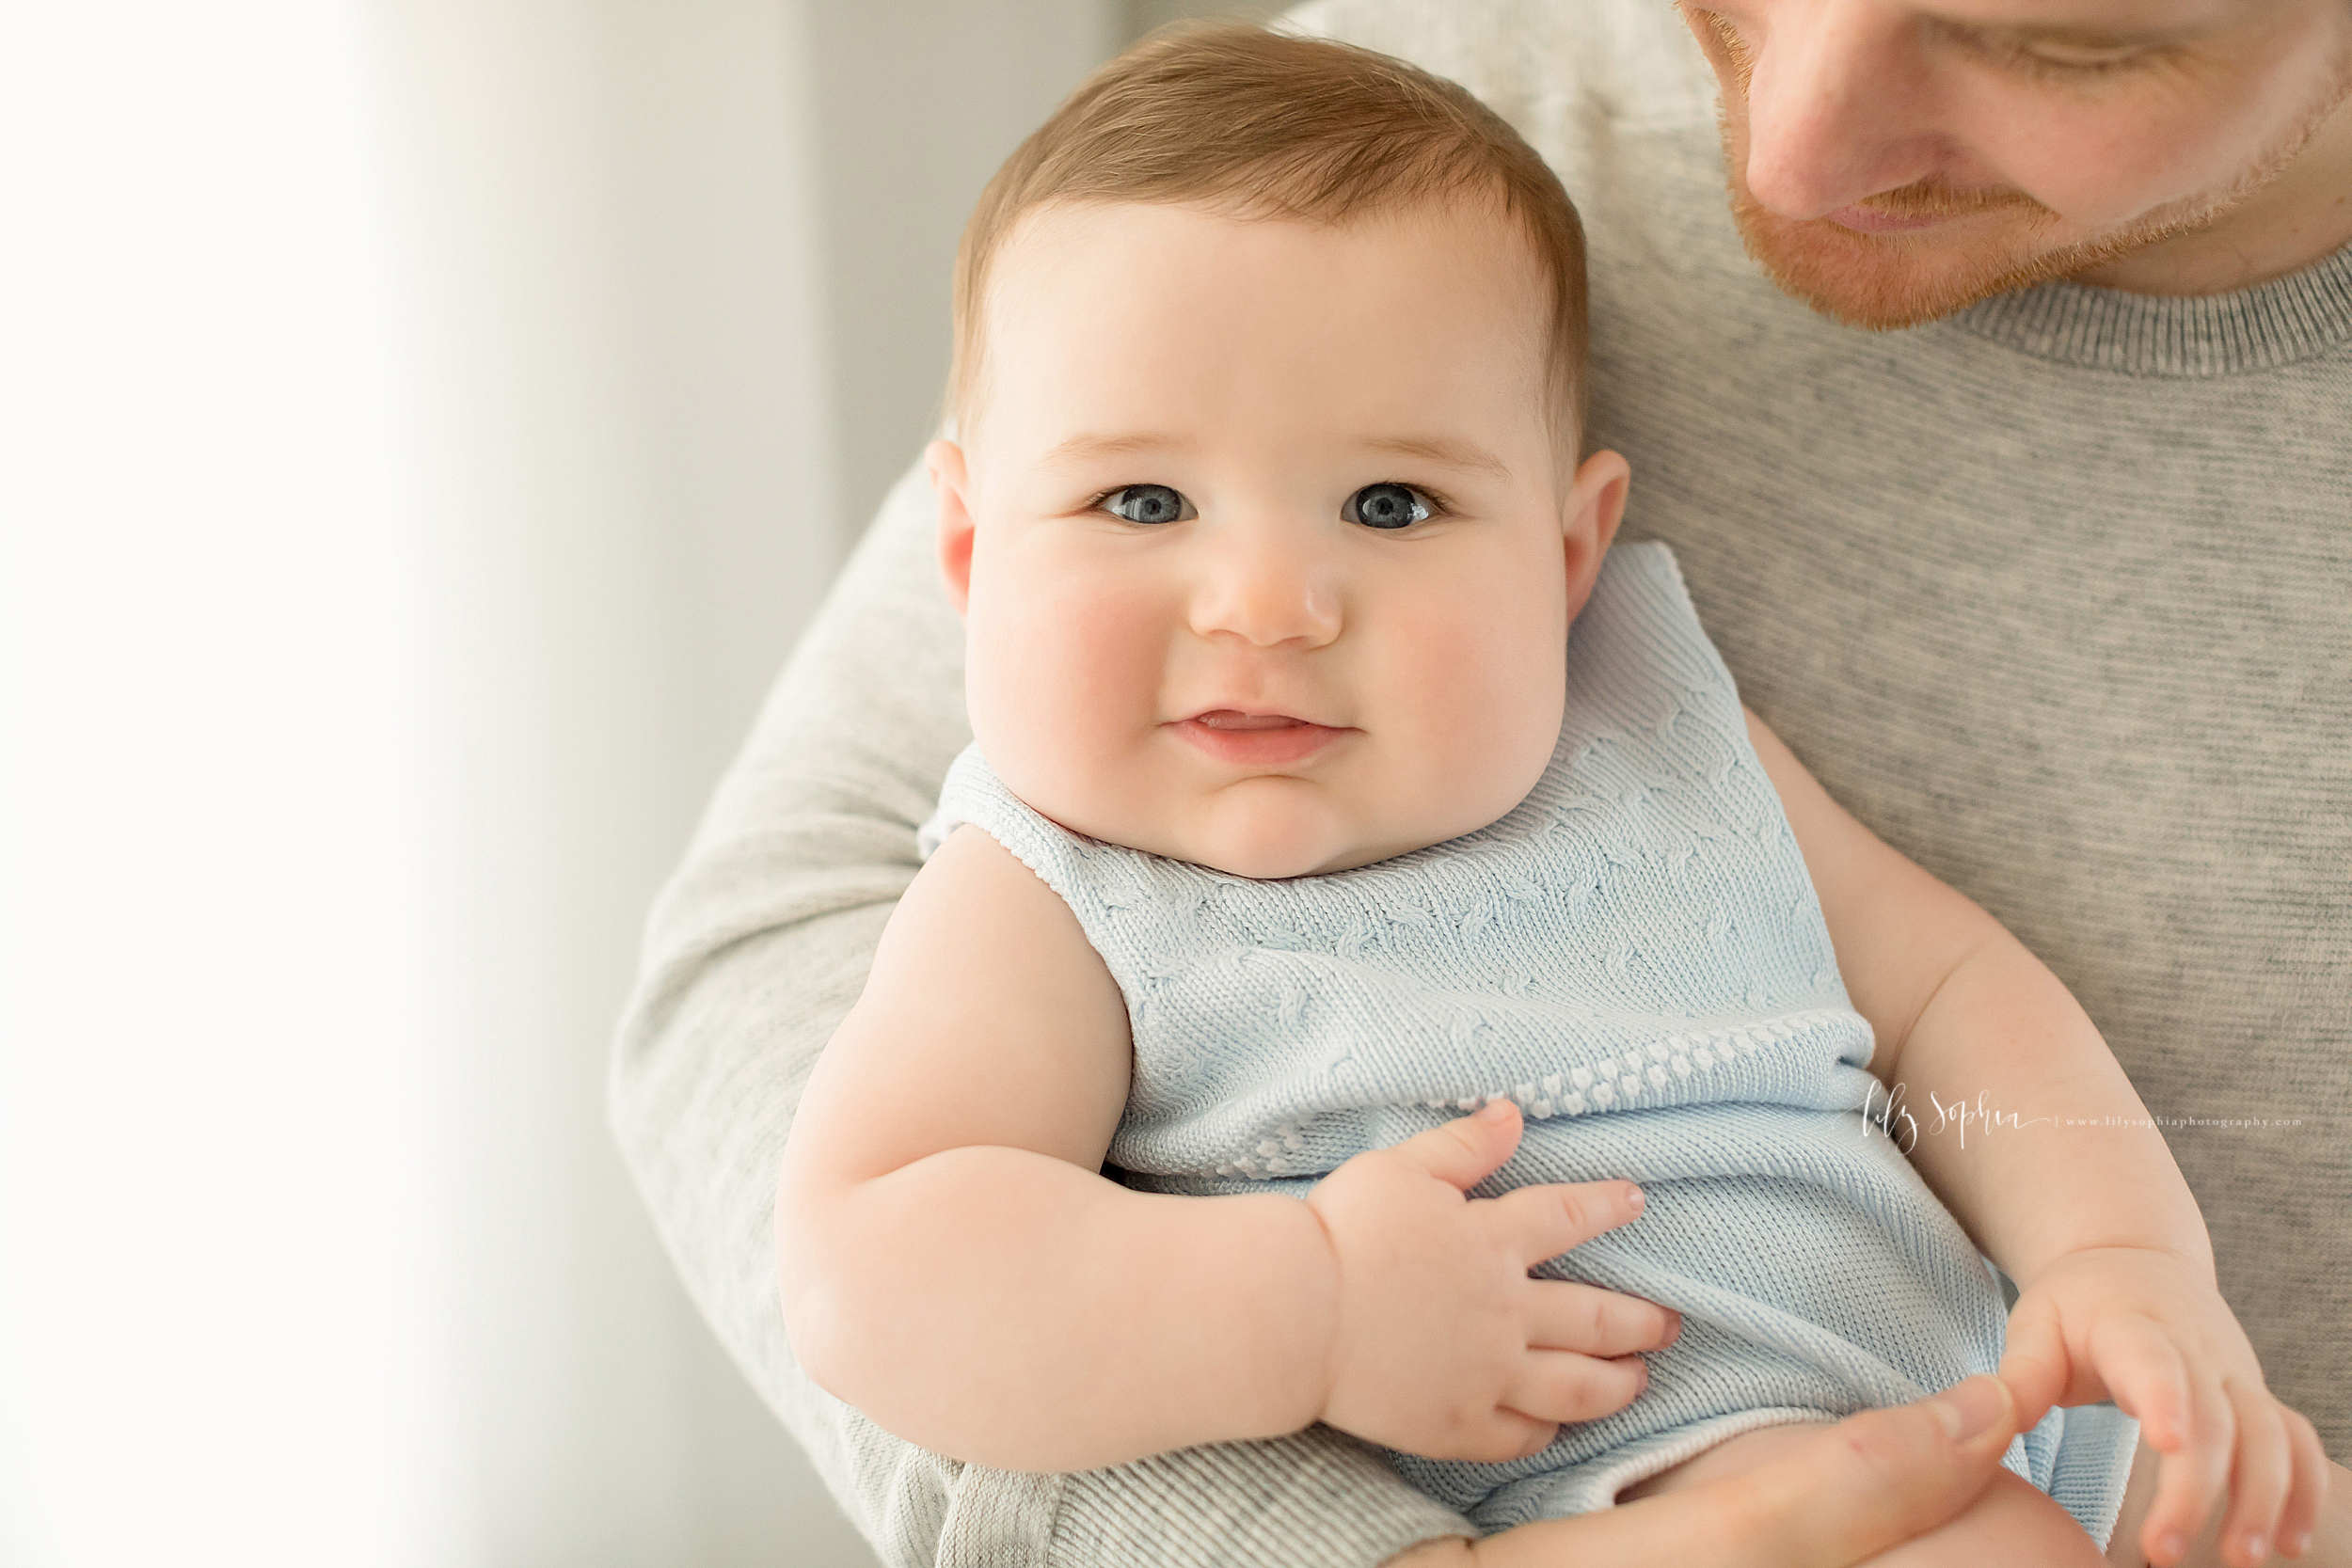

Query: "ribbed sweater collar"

xmin=1949 ymin=240 xmax=2352 ymax=377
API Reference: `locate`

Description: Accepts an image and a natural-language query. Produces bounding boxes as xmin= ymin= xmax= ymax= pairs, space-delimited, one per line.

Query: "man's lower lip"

xmin=1173 ymin=718 xmax=1347 ymax=767
xmin=1823 ymin=204 xmax=1950 ymax=234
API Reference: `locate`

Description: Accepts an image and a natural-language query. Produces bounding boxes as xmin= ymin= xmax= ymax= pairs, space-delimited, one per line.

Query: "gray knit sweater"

xmin=609 ymin=3 xmax=2352 ymax=1563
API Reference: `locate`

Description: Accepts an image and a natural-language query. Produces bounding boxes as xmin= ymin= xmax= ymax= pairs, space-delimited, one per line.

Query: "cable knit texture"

xmin=921 ymin=545 xmax=2137 ymax=1541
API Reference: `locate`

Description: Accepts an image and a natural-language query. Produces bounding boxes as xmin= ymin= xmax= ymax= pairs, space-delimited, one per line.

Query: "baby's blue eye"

xmin=1345 ymin=482 xmax=1434 ymax=530
xmin=1102 ymin=484 xmax=1193 ymax=525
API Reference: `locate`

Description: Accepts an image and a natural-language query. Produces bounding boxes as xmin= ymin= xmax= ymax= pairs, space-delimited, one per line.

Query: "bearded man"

xmin=612 ymin=3 xmax=2352 ymax=1565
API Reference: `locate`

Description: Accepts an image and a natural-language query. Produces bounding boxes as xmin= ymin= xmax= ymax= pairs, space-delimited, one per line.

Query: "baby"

xmin=777 ymin=24 xmax=2332 ymax=1568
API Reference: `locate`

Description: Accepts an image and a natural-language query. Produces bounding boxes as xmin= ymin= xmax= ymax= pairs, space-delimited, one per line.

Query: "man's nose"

xmin=1185 ymin=519 xmax=1343 ymax=650
xmin=1738 ymin=1 xmax=1946 ymax=219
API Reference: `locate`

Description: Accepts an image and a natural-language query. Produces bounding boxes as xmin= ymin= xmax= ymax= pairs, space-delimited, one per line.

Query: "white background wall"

xmin=0 ymin=2 xmax=1271 ymax=1564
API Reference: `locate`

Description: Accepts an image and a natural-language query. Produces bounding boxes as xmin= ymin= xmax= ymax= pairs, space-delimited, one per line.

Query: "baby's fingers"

xmin=2140 ymin=1371 xmax=2236 ymax=1566
xmin=1486 ymin=1179 xmax=1647 ymax=1267
xmin=2214 ymin=1386 xmax=2290 ymax=1567
xmin=2274 ymin=1405 xmax=2328 ymax=1559
xmin=1448 ymin=1406 xmax=1562 ymax=1465
xmin=1997 ymin=1294 xmax=2069 ymax=1429
xmin=1506 ymin=1348 xmax=1648 ymax=1426
xmin=1522 ymin=1276 xmax=1680 ymax=1358
xmin=1388 ymin=1099 xmax=1526 ymax=1192
xmin=2093 ymin=1312 xmax=2193 ymax=1451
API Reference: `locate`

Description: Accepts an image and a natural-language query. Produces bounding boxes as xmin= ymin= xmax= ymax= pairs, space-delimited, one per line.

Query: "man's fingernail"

xmin=1930 ymin=1376 xmax=2005 ymax=1441
xmin=2157 ymin=1530 xmax=2186 ymax=1562
xmin=1476 ymin=1100 xmax=1512 ymax=1123
xmin=2288 ymin=1529 xmax=2313 ymax=1556
xmin=1625 ymin=1184 xmax=1645 ymax=1213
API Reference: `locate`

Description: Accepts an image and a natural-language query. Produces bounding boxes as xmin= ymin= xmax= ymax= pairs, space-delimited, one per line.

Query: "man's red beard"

xmin=1724 ymin=167 xmax=2225 ymax=332
xmin=1715 ymin=73 xmax=2351 ymax=331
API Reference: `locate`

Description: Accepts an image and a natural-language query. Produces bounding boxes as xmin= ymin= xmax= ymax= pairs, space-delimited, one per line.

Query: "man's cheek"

xmin=1972 ymin=104 xmax=2211 ymax=230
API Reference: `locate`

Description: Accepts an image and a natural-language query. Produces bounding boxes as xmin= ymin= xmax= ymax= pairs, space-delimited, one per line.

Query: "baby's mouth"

xmin=1193 ymin=709 xmax=1310 ymax=731
xmin=1174 ymin=708 xmax=1348 ymax=767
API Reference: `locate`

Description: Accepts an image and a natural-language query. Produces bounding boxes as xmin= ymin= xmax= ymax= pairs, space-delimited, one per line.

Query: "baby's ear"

xmin=929 ymin=438 xmax=977 ymax=616
xmin=1562 ymin=448 xmax=1630 ymax=611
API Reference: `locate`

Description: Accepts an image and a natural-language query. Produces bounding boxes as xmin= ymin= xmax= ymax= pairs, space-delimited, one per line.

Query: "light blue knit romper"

xmin=919 ymin=542 xmax=2138 ymax=1543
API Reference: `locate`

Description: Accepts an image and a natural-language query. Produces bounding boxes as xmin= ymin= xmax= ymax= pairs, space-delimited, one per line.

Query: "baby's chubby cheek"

xmin=961 ymin=564 xmax=1172 ymax=844
xmin=1364 ymin=593 xmax=1568 ymax=840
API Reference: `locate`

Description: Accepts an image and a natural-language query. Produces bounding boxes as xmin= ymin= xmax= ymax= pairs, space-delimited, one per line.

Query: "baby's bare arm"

xmin=776 ymin=824 xmax=1338 ymax=1470
xmin=1742 ymin=710 xmax=2201 ymax=1284
xmin=779 ymin=824 xmax=1670 ymax=1474
xmin=1747 ymin=710 xmax=2330 ymax=1568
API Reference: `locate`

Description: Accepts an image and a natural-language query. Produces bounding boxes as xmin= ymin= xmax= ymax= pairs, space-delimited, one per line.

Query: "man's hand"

xmin=1998 ymin=1246 xmax=2331 ymax=1567
xmin=1386 ymin=1375 xmax=2025 ymax=1567
xmin=1306 ymin=1100 xmax=1679 ymax=1461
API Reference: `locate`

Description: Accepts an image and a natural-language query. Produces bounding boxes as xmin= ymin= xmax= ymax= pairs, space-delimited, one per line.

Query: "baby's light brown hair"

xmin=949 ymin=22 xmax=1590 ymax=453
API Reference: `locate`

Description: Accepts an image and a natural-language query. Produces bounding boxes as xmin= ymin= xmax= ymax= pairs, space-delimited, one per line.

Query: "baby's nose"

xmin=1185 ymin=524 xmax=1343 ymax=649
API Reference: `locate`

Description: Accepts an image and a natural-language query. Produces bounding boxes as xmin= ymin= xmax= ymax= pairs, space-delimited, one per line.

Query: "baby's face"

xmin=933 ymin=198 xmax=1627 ymax=879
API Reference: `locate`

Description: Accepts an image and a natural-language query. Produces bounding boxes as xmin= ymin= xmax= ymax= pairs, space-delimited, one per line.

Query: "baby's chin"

xmin=1163 ymin=786 xmax=1415 ymax=881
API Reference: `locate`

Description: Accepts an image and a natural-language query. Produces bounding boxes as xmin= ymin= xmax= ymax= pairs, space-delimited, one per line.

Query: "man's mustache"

xmin=1854 ymin=180 xmax=2046 ymax=219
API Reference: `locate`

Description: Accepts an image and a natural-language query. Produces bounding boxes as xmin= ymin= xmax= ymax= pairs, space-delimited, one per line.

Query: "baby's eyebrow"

xmin=1035 ymin=430 xmax=1512 ymax=479
xmin=1040 ymin=431 xmax=1189 ymax=467
xmin=1360 ymin=435 xmax=1511 ymax=480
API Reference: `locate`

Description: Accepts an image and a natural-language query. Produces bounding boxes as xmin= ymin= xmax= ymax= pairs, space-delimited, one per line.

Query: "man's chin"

xmin=1729 ymin=197 xmax=2104 ymax=330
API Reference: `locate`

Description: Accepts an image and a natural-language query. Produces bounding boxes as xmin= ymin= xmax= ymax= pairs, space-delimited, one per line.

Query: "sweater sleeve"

xmin=608 ymin=456 xmax=1477 ymax=1567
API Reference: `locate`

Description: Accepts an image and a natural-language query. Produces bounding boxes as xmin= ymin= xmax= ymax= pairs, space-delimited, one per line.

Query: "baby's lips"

xmin=1172 ymin=712 xmax=1349 ymax=767
xmin=1188 ymin=707 xmax=1317 ymax=730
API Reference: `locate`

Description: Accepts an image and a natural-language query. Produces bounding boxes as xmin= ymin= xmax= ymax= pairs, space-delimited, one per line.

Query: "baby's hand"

xmin=1303 ymin=1100 xmax=1679 ymax=1463
xmin=1998 ymin=1246 xmax=2330 ymax=1566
